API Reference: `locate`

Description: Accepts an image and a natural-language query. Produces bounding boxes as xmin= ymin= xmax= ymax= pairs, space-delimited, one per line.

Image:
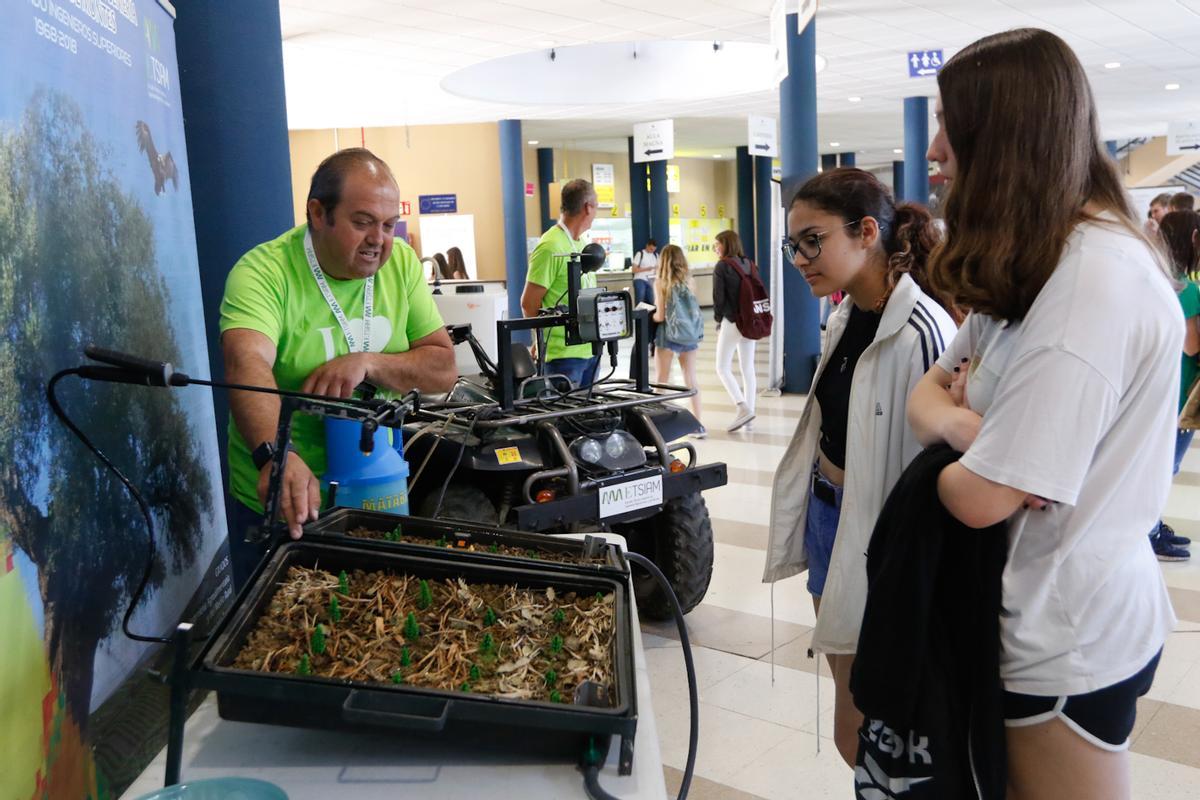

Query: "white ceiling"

xmin=279 ymin=0 xmax=1200 ymax=167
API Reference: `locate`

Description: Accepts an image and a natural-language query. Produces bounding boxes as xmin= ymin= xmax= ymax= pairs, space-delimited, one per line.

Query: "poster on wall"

xmin=419 ymin=213 xmax=478 ymax=279
xmin=592 ymin=163 xmax=615 ymax=208
xmin=1 ymin=2 xmax=232 ymax=797
xmin=672 ymin=217 xmax=733 ymax=266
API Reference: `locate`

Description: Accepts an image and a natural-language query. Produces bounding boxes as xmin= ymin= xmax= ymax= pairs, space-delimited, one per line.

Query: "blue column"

xmin=839 ymin=152 xmax=856 ymax=167
xmin=755 ymin=155 xmax=773 ymax=293
xmin=902 ymin=96 xmax=929 ymax=204
xmin=736 ymin=145 xmax=756 ymax=262
xmin=648 ymin=160 xmax=670 ymax=248
xmin=628 ymin=137 xmax=650 ymax=252
xmin=780 ymin=12 xmax=820 ymax=393
xmin=892 ymin=161 xmax=905 ymax=198
xmin=175 ymin=0 xmax=293 ymax=486
xmin=536 ymin=147 xmax=555 ymax=233
xmin=1106 ymin=140 xmax=1119 ymax=159
xmin=499 ymin=120 xmax=529 ymax=334
xmin=821 ymin=153 xmax=838 ymax=171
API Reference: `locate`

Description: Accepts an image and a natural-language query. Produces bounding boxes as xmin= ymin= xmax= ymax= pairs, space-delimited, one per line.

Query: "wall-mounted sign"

xmin=699 ymin=204 xmax=708 ymax=218
xmin=748 ymin=114 xmax=778 ymax=157
xmin=1167 ymin=121 xmax=1200 ymax=155
xmin=667 ymin=164 xmax=680 ymax=194
xmin=797 ymin=0 xmax=818 ymax=32
xmin=717 ymin=204 xmax=726 ymax=218
xmin=769 ymin=0 xmax=788 ymax=87
xmin=611 ymin=205 xmax=620 ymax=217
xmin=418 ymin=194 xmax=457 ymax=214
xmin=592 ymin=163 xmax=615 ymax=208
xmin=672 ymin=203 xmax=680 ymax=216
xmin=400 ymin=200 xmax=412 ymax=216
xmin=633 ymin=119 xmax=675 ymax=163
xmin=907 ymin=49 xmax=943 ymax=78
xmin=525 ymin=181 xmax=535 ymax=197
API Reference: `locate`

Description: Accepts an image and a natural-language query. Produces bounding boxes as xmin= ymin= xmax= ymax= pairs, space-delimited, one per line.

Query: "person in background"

xmin=764 ymin=167 xmax=958 ymax=768
xmin=711 ymin=229 xmax=758 ymax=432
xmin=652 ymin=244 xmax=705 ymax=436
xmin=521 ymin=179 xmax=600 ymax=387
xmin=631 ymin=238 xmax=659 ymax=306
xmin=220 ymin=148 xmax=456 ymax=588
xmin=907 ymin=29 xmax=1176 ymax=800
xmin=1144 ymin=191 xmax=1173 ymax=237
xmin=430 ymin=252 xmax=451 ymax=281
xmin=1170 ymin=191 xmax=1195 ymax=212
xmin=1149 ymin=209 xmax=1200 ymax=561
xmin=445 ymin=246 xmax=468 ymax=280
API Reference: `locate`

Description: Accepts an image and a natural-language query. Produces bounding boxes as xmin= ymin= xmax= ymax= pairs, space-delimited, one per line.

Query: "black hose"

xmin=430 ymin=410 xmax=483 ymax=519
xmin=47 ymin=369 xmax=175 ymax=644
xmin=582 ymin=550 xmax=699 ymax=800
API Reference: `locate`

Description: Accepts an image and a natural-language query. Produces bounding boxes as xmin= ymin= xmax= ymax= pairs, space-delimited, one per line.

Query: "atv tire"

xmin=416 ymin=483 xmax=499 ymax=525
xmin=624 ymin=492 xmax=714 ymax=620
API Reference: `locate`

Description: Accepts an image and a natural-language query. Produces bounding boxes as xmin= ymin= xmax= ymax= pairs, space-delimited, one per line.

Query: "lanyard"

xmin=304 ymin=229 xmax=373 ymax=354
xmin=556 ymin=220 xmax=582 ymax=254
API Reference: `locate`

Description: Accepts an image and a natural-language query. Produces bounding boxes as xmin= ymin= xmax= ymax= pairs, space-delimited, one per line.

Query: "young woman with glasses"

xmin=764 ymin=167 xmax=959 ymax=768
xmin=906 ymin=29 xmax=1177 ymax=800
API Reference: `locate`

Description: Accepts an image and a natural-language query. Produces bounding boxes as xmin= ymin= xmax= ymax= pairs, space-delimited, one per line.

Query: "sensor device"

xmin=576 ymin=288 xmax=632 ymax=342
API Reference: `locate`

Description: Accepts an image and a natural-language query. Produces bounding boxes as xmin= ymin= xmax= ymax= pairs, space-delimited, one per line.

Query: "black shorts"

xmin=1002 ymin=649 xmax=1161 ymax=751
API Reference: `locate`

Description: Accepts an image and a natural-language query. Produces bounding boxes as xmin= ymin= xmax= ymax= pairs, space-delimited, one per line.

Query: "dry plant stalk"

xmin=231 ymin=565 xmax=616 ymax=704
xmin=346 ymin=526 xmax=609 ymax=566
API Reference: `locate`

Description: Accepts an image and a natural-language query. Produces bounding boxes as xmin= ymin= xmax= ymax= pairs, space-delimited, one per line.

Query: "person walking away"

xmin=907 ymin=29 xmax=1177 ymax=800
xmin=763 ymin=167 xmax=958 ymax=769
xmin=652 ymin=244 xmax=705 ymax=435
xmin=712 ymin=230 xmax=760 ymax=431
xmin=631 ymin=238 xmax=659 ymax=306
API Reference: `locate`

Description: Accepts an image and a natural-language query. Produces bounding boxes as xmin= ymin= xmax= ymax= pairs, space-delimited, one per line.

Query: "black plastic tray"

xmin=191 ymin=540 xmax=639 ymax=773
xmin=302 ymin=506 xmax=630 ymax=576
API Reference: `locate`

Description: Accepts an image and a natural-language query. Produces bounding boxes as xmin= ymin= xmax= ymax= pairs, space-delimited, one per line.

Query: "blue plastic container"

xmin=132 ymin=777 xmax=288 ymax=800
xmin=322 ymin=417 xmax=410 ymax=515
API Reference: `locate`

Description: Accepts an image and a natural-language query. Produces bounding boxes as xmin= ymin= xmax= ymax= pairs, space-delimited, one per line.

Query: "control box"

xmin=576 ymin=288 xmax=633 ymax=342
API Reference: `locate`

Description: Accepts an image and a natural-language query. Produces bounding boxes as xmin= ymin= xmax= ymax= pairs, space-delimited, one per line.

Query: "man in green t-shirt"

xmin=521 ymin=178 xmax=600 ymax=386
xmin=220 ymin=148 xmax=456 ymax=586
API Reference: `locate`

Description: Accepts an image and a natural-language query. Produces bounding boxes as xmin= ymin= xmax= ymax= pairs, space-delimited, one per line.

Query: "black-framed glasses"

xmin=782 ymin=219 xmax=861 ymax=262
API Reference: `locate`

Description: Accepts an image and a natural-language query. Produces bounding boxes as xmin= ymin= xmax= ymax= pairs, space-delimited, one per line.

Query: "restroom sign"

xmin=634 ymin=119 xmax=675 ymax=163
xmin=907 ymin=50 xmax=943 ymax=78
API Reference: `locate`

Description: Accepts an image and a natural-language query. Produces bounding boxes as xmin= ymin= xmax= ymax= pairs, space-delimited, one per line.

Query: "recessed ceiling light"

xmin=527 ymin=140 xmax=539 ymax=145
xmin=712 ymin=154 xmax=722 ymax=158
xmin=893 ymin=148 xmax=903 ymax=154
xmin=848 ymin=96 xmax=862 ymax=102
xmin=1166 ymin=83 xmax=1181 ymax=90
xmin=1104 ymin=62 xmax=1121 ymax=69
xmin=830 ymin=142 xmax=840 ymax=147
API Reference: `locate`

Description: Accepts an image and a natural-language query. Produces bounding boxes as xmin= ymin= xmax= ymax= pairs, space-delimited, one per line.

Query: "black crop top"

xmin=813 ymin=304 xmax=881 ymax=471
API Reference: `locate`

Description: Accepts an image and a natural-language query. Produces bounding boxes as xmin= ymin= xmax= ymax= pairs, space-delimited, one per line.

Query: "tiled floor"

xmin=637 ymin=319 xmax=1200 ymax=799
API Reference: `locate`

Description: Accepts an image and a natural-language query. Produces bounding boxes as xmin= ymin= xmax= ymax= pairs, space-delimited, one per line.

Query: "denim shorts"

xmin=804 ymin=467 xmax=843 ymax=597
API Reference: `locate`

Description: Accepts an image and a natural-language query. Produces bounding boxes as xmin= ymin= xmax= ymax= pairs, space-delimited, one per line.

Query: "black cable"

xmin=47 ymin=369 xmax=178 ymax=644
xmin=581 ymin=551 xmax=698 ymax=800
xmin=430 ymin=409 xmax=484 ymax=519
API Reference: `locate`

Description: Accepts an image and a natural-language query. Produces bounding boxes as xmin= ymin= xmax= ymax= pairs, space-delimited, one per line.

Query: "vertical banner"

xmin=1 ymin=1 xmax=231 ymax=797
xmin=592 ymin=162 xmax=615 ymax=209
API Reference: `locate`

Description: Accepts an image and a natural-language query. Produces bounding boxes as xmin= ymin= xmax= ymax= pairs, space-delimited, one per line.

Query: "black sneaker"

xmin=1151 ymin=530 xmax=1191 ymax=562
xmin=1160 ymin=522 xmax=1191 ymax=547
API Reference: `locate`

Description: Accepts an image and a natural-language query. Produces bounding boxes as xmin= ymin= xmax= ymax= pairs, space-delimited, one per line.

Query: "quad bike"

xmin=403 ymin=246 xmax=727 ymax=619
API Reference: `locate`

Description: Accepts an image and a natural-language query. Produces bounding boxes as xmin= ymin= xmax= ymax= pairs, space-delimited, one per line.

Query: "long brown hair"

xmin=1160 ymin=210 xmax=1200 ymax=280
xmin=715 ymin=229 xmax=745 ymax=260
xmin=790 ymin=167 xmax=953 ymax=313
xmin=931 ymin=28 xmax=1138 ymax=322
xmin=656 ymin=244 xmax=690 ymax=293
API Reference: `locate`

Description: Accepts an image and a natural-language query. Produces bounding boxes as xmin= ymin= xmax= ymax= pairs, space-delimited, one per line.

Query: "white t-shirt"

xmin=633 ymin=250 xmax=658 ymax=281
xmin=936 ymin=216 xmax=1179 ymax=696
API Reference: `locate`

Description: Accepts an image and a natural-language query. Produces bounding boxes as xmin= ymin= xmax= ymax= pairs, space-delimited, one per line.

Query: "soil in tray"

xmin=346 ymin=525 xmax=609 ymax=566
xmin=231 ymin=565 xmax=616 ymax=705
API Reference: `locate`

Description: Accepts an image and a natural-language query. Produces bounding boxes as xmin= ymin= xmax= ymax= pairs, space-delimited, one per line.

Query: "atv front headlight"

xmin=577 ymin=438 xmax=603 ymax=464
xmin=604 ymin=432 xmax=629 ymax=459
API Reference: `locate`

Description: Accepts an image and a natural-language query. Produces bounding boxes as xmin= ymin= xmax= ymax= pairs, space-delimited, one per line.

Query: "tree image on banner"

xmin=0 ymin=89 xmax=212 ymax=735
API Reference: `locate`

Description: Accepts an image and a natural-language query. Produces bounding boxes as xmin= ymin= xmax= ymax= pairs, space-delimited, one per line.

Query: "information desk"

xmin=119 ymin=534 xmax=670 ymax=800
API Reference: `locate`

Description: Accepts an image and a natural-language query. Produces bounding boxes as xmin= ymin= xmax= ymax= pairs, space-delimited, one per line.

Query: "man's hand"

xmin=257 ymin=450 xmax=320 ymax=539
xmin=301 ymin=352 xmax=373 ymax=398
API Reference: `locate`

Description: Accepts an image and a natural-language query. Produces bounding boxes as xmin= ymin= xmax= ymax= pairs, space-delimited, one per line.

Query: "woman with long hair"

xmin=652 ymin=244 xmax=704 ymax=433
xmin=711 ymin=229 xmax=759 ymax=431
xmin=764 ymin=167 xmax=958 ymax=767
xmin=445 ymin=246 xmax=468 ymax=280
xmin=907 ymin=29 xmax=1178 ymax=799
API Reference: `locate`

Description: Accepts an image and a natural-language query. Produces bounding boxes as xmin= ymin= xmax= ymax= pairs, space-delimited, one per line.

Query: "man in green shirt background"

xmin=521 ymin=178 xmax=600 ymax=386
xmin=220 ymin=148 xmax=457 ymax=587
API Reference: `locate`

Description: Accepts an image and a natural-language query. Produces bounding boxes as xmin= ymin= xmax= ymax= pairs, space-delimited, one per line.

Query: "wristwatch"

xmin=251 ymin=440 xmax=295 ymax=471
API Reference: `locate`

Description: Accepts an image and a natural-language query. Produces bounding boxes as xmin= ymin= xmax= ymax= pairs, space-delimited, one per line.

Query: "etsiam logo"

xmin=144 ymin=17 xmax=159 ymax=52
xmin=144 ymin=18 xmax=170 ymax=93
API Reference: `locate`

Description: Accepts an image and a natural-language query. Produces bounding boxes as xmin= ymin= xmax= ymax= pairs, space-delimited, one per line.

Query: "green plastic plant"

xmin=390 ymin=671 xmax=405 ymax=684
xmin=544 ymin=669 xmax=557 ymax=688
xmin=550 ymin=690 xmax=563 ymax=703
xmin=338 ymin=570 xmax=350 ymax=595
xmin=469 ymin=664 xmax=481 ymax=682
xmin=311 ymin=624 xmax=326 ymax=655
xmin=297 ymin=653 xmax=311 ymax=675
xmin=417 ymin=579 xmax=433 ymax=610
xmin=388 ymin=524 xmax=403 ymax=541
xmin=594 ymin=592 xmax=604 ymax=602
xmin=400 ymin=646 xmax=412 ymax=667
xmin=329 ymin=594 xmax=341 ymax=623
xmin=435 ymin=536 xmax=447 ymax=548
xmin=460 ymin=681 xmax=471 ymax=692
xmin=552 ymin=608 xmax=565 ymax=625
xmin=479 ymin=632 xmax=494 ymax=655
xmin=525 ymin=549 xmax=540 ymax=560
xmin=550 ymin=635 xmax=563 ymax=654
xmin=488 ymin=544 xmax=500 ymax=554
xmin=483 ymin=607 xmax=497 ymax=627
xmin=403 ymin=612 xmax=420 ymax=641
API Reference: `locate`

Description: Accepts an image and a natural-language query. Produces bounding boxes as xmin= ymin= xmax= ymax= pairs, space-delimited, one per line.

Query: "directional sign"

xmin=748 ymin=114 xmax=778 ymax=157
xmin=634 ymin=119 xmax=675 ymax=163
xmin=907 ymin=49 xmax=944 ymax=78
xmin=418 ymin=194 xmax=457 ymax=214
xmin=1167 ymin=121 xmax=1200 ymax=155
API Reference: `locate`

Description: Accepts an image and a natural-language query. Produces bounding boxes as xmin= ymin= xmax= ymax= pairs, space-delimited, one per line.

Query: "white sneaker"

xmin=727 ymin=403 xmax=756 ymax=432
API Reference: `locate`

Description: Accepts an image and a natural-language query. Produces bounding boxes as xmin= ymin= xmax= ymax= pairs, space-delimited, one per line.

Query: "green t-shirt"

xmin=219 ymin=224 xmax=445 ymax=512
xmin=527 ymin=223 xmax=597 ymax=361
xmin=1180 ymin=281 xmax=1200 ymax=412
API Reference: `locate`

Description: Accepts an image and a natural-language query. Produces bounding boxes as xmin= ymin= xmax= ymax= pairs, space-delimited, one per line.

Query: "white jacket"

xmin=763 ymin=273 xmax=958 ymax=655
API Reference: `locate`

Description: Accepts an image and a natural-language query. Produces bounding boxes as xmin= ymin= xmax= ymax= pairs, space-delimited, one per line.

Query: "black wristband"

xmin=251 ymin=440 xmax=294 ymax=471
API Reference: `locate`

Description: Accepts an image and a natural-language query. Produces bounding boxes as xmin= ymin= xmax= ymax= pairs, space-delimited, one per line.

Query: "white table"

xmin=121 ymin=535 xmax=670 ymax=800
